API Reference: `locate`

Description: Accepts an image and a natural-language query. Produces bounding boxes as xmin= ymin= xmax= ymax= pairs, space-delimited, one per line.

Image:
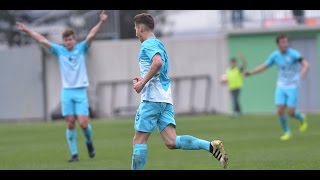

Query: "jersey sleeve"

xmin=50 ymin=43 xmax=62 ymax=57
xmin=77 ymin=40 xmax=89 ymax=54
xmin=291 ymin=49 xmax=303 ymax=62
xmin=264 ymin=52 xmax=276 ymax=67
xmin=142 ymin=41 xmax=162 ymax=62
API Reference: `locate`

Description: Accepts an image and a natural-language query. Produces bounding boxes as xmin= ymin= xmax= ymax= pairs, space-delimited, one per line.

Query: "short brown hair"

xmin=62 ymin=28 xmax=75 ymax=39
xmin=276 ymin=34 xmax=288 ymax=44
xmin=134 ymin=13 xmax=154 ymax=30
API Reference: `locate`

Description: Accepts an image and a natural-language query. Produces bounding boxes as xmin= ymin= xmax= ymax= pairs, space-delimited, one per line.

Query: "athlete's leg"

xmin=66 ymin=115 xmax=78 ymax=161
xmin=287 ymin=107 xmax=308 ymax=132
xmin=75 ymin=88 xmax=95 ymax=158
xmin=158 ymin=103 xmax=228 ymax=168
xmin=275 ymin=87 xmax=291 ymax=140
xmin=131 ymin=131 xmax=151 ymax=170
xmin=62 ymin=88 xmax=79 ymax=162
xmin=131 ymin=101 xmax=159 ymax=170
xmin=160 ymin=125 xmax=210 ymax=151
xmin=277 ymin=105 xmax=290 ymax=133
xmin=78 ymin=115 xmax=95 ymax=158
xmin=286 ymin=88 xmax=307 ymax=132
xmin=78 ymin=116 xmax=91 ymax=142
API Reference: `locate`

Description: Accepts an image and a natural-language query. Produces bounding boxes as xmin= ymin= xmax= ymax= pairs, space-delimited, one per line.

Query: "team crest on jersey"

xmin=69 ymin=53 xmax=78 ymax=62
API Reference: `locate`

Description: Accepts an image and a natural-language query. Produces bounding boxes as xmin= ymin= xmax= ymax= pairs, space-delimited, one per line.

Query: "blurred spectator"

xmin=223 ymin=53 xmax=247 ymax=118
xmin=232 ymin=10 xmax=244 ymax=28
xmin=292 ymin=10 xmax=305 ymax=24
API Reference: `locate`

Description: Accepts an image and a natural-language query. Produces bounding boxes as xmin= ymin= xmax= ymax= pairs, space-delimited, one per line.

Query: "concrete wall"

xmin=2 ymin=27 xmax=319 ymax=120
xmin=44 ymin=36 xmax=231 ymax=118
xmin=0 ymin=45 xmax=44 ymax=121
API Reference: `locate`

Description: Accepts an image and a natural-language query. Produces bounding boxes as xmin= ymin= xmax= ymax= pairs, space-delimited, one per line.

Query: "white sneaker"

xmin=211 ymin=140 xmax=228 ymax=169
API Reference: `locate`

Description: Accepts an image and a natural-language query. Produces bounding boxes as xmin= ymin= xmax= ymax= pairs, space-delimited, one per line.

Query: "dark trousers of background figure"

xmin=232 ymin=10 xmax=243 ymax=28
xmin=230 ymin=88 xmax=241 ymax=114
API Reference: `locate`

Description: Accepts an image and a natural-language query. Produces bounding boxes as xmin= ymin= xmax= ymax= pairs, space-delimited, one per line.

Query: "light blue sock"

xmin=131 ymin=144 xmax=147 ymax=170
xmin=175 ymin=135 xmax=211 ymax=152
xmin=82 ymin=124 xmax=93 ymax=144
xmin=279 ymin=116 xmax=290 ymax=133
xmin=294 ymin=111 xmax=304 ymax=122
xmin=66 ymin=129 xmax=78 ymax=156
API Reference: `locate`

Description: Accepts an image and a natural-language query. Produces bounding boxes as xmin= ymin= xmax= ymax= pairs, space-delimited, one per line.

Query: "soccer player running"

xmin=244 ymin=34 xmax=309 ymax=141
xmin=131 ymin=13 xmax=228 ymax=170
xmin=17 ymin=10 xmax=108 ymax=162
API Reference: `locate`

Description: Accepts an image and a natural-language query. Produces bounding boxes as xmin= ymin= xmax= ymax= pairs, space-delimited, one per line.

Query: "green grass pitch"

xmin=0 ymin=114 xmax=319 ymax=170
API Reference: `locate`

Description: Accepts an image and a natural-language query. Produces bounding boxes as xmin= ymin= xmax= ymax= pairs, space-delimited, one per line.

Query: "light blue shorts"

xmin=61 ymin=87 xmax=89 ymax=116
xmin=275 ymin=87 xmax=299 ymax=108
xmin=134 ymin=101 xmax=176 ymax=133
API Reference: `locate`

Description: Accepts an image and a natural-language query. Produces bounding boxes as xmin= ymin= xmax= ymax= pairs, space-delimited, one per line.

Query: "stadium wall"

xmin=228 ymin=27 xmax=320 ymax=113
xmin=45 ymin=35 xmax=231 ymax=119
xmin=0 ymin=45 xmax=45 ymax=121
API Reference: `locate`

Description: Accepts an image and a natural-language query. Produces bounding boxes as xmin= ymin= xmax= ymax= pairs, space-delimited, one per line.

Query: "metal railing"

xmin=150 ymin=10 xmax=320 ymax=36
xmin=95 ymin=75 xmax=212 ymax=118
xmin=220 ymin=10 xmax=320 ymax=30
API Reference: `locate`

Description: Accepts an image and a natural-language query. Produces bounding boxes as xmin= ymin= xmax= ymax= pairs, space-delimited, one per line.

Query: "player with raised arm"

xmin=244 ymin=34 xmax=309 ymax=141
xmin=17 ymin=10 xmax=108 ymax=162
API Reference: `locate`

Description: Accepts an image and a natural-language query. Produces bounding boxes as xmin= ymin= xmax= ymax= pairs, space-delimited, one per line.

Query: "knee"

xmin=164 ymin=140 xmax=176 ymax=150
xmin=277 ymin=109 xmax=285 ymax=116
xmin=288 ymin=110 xmax=295 ymax=118
xmin=132 ymin=137 xmax=137 ymax=144
xmin=132 ymin=136 xmax=147 ymax=144
xmin=79 ymin=121 xmax=88 ymax=129
xmin=66 ymin=118 xmax=76 ymax=129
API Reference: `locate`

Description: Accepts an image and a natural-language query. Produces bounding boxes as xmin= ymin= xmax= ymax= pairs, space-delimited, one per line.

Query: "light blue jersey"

xmin=51 ymin=40 xmax=89 ymax=88
xmin=138 ymin=37 xmax=172 ymax=104
xmin=264 ymin=48 xmax=302 ymax=88
xmin=132 ymin=37 xmax=219 ymax=171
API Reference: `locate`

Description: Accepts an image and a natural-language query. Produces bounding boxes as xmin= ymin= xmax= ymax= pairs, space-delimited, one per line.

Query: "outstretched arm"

xmin=133 ymin=54 xmax=163 ymax=93
xmin=299 ymin=58 xmax=309 ymax=79
xmin=244 ymin=64 xmax=268 ymax=76
xmin=85 ymin=10 xmax=108 ymax=45
xmin=238 ymin=52 xmax=247 ymax=71
xmin=17 ymin=22 xmax=51 ymax=49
